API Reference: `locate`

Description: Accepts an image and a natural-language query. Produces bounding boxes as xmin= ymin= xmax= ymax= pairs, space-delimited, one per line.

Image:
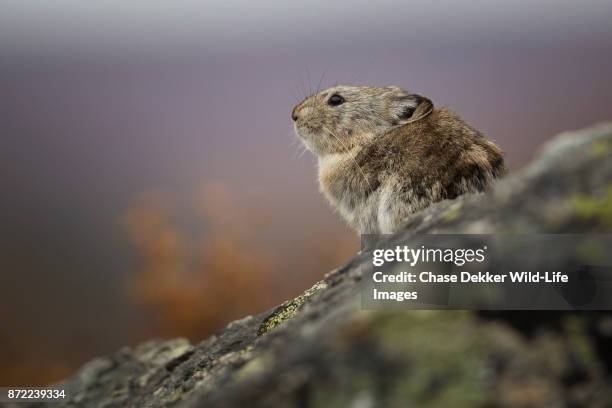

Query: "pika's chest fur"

xmin=318 ymin=151 xmax=382 ymax=234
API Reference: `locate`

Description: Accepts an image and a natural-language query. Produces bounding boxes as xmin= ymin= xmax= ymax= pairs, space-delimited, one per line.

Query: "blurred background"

xmin=1 ymin=0 xmax=611 ymax=386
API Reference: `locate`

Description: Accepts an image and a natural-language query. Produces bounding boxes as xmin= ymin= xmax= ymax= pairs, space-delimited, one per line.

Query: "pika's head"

xmin=292 ymin=85 xmax=433 ymax=155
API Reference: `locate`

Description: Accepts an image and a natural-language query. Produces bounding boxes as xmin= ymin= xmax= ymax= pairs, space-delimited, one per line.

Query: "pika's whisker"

xmin=306 ymin=65 xmax=312 ymax=96
xmin=316 ymin=69 xmax=327 ymax=95
xmin=297 ymin=145 xmax=308 ymax=159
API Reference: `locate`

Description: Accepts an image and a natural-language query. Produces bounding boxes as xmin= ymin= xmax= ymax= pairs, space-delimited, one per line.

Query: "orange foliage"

xmin=123 ymin=183 xmax=357 ymax=340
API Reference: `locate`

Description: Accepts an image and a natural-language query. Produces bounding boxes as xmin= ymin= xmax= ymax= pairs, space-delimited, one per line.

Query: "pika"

xmin=292 ymin=85 xmax=505 ymax=234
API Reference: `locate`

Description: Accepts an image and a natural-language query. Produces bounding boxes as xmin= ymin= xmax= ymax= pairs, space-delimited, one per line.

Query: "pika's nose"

xmin=291 ymin=105 xmax=300 ymax=121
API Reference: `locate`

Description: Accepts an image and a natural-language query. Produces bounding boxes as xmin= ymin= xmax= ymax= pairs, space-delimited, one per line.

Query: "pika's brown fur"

xmin=292 ymin=85 xmax=505 ymax=234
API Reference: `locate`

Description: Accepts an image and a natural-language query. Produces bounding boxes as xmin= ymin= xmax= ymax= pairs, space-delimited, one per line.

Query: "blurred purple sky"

xmin=1 ymin=0 xmax=611 ymax=384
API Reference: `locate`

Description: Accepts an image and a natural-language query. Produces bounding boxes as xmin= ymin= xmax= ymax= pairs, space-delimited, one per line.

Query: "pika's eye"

xmin=327 ymin=94 xmax=345 ymax=106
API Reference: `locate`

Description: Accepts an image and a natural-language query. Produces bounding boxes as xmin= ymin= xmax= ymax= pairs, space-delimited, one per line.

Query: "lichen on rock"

xmin=258 ymin=280 xmax=329 ymax=335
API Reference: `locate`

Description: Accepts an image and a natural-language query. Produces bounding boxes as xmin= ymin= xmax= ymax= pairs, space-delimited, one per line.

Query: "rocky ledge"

xmin=24 ymin=123 xmax=612 ymax=407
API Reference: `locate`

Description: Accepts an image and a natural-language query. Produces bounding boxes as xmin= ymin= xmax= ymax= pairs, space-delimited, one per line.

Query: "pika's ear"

xmin=393 ymin=94 xmax=434 ymax=124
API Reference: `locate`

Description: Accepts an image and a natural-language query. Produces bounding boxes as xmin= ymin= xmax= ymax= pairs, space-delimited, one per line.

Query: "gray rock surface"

xmin=21 ymin=122 xmax=612 ymax=407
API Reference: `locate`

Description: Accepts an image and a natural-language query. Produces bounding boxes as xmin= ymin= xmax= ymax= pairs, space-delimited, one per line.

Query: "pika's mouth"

xmin=294 ymin=122 xmax=324 ymax=154
xmin=293 ymin=122 xmax=306 ymax=140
